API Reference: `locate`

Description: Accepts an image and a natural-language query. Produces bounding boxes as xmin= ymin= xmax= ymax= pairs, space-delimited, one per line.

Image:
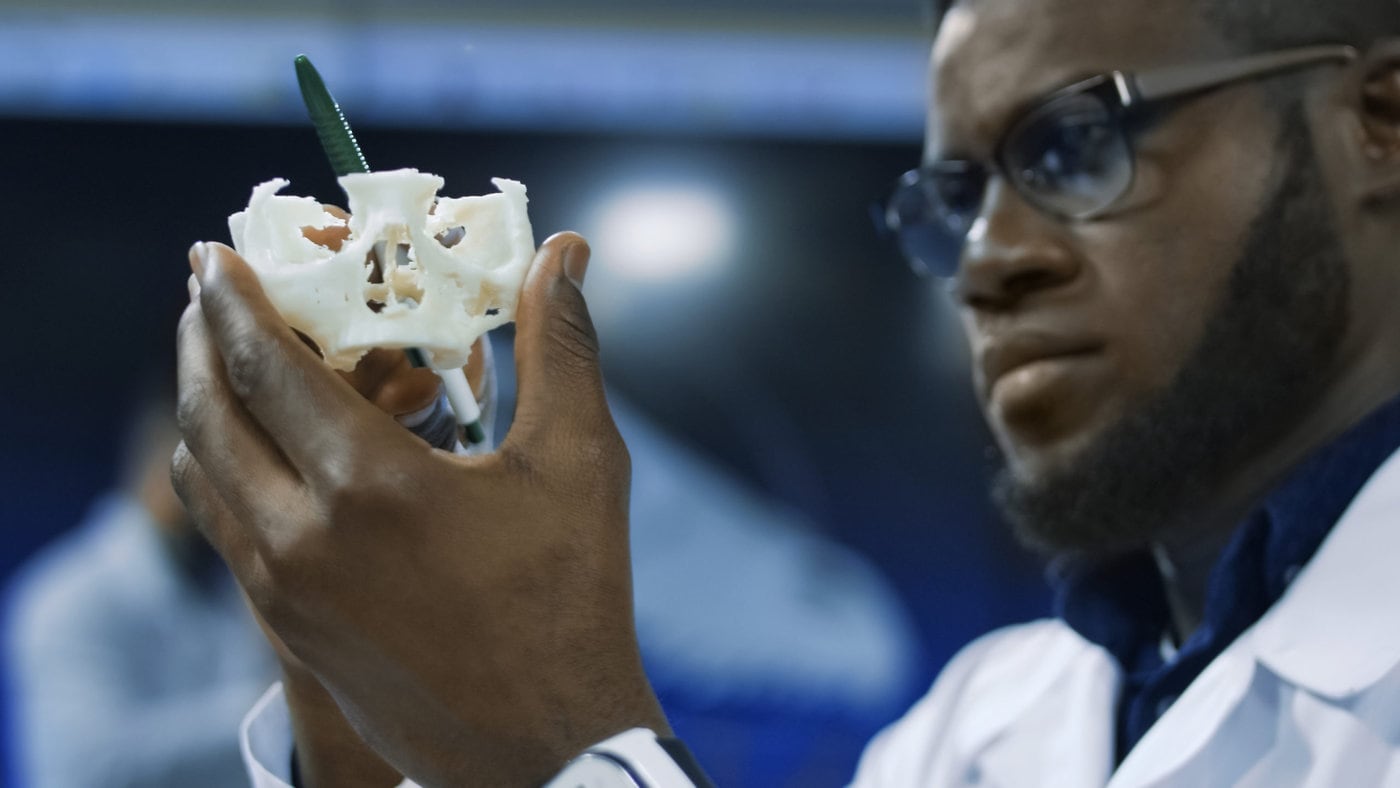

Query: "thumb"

xmin=506 ymin=232 xmax=614 ymax=450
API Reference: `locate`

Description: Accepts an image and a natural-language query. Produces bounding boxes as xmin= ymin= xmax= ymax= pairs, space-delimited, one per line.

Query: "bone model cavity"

xmin=229 ymin=168 xmax=534 ymax=371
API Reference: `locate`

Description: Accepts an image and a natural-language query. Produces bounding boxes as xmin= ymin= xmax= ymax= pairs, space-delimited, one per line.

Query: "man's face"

xmin=927 ymin=0 xmax=1351 ymax=553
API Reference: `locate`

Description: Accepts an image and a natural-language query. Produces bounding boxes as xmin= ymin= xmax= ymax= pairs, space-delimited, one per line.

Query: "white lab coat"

xmin=851 ymin=447 xmax=1400 ymax=787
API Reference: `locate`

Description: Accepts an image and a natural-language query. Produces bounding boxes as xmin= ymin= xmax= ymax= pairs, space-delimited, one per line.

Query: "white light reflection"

xmin=589 ymin=184 xmax=737 ymax=282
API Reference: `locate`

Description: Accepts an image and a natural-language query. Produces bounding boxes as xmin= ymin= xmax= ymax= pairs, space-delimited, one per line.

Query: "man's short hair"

xmin=925 ymin=0 xmax=1400 ymax=51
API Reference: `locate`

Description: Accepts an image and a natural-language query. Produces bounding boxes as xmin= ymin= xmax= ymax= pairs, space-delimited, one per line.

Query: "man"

xmin=174 ymin=0 xmax=1400 ymax=784
xmin=5 ymin=392 xmax=279 ymax=787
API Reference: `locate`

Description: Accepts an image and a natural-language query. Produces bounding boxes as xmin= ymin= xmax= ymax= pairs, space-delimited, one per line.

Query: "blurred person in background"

xmin=4 ymin=372 xmax=279 ymax=788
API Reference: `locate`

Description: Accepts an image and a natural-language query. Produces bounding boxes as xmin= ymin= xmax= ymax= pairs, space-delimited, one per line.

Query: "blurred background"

xmin=0 ymin=0 xmax=1051 ymax=785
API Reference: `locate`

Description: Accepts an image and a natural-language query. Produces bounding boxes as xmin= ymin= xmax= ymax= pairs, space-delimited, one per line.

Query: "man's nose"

xmin=954 ymin=180 xmax=1081 ymax=311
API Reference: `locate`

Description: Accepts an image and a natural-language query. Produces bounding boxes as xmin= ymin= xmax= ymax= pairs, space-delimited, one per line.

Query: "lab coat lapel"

xmin=1106 ymin=639 xmax=1261 ymax=786
xmin=1108 ymin=447 xmax=1400 ymax=786
xmin=966 ymin=631 xmax=1119 ymax=787
xmin=1249 ymin=446 xmax=1400 ymax=698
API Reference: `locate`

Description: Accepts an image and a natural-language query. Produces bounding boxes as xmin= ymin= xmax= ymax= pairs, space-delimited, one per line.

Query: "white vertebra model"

xmin=229 ymin=168 xmax=534 ymax=372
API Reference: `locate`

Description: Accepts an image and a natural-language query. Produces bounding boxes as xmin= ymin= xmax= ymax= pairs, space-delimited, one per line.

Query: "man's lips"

xmin=978 ymin=333 xmax=1105 ymax=397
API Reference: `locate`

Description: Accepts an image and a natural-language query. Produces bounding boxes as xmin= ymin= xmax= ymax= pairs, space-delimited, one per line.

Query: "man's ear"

xmin=1353 ymin=39 xmax=1400 ymax=205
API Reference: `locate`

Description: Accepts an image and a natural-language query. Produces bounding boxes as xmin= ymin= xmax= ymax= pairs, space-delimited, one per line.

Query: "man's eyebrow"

xmin=923 ymin=113 xmax=995 ymax=166
xmin=924 ymin=67 xmax=1111 ymax=166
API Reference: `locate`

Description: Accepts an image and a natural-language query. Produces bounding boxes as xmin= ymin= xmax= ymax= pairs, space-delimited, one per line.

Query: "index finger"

xmin=191 ymin=241 xmax=413 ymax=484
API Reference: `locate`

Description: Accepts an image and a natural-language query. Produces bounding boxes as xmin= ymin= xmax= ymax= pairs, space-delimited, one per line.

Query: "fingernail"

xmin=187 ymin=273 xmax=201 ymax=302
xmin=562 ymin=241 xmax=590 ymax=289
xmin=189 ymin=242 xmax=209 ymax=281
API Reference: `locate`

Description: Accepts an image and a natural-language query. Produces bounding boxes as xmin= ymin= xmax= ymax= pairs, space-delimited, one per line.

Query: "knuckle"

xmin=174 ymin=381 xmax=209 ymax=438
xmin=604 ymin=426 xmax=632 ymax=478
xmin=247 ymin=565 xmax=297 ymax=630
xmin=321 ymin=459 xmax=404 ymax=524
xmin=176 ymin=302 xmax=202 ymax=346
xmin=546 ymin=301 xmax=601 ymax=371
xmin=530 ymin=422 xmax=631 ymax=498
xmin=258 ymin=526 xmax=322 ymax=610
xmin=223 ymin=338 xmax=272 ymax=401
xmin=506 ymin=414 xmax=630 ymax=494
xmin=574 ymin=424 xmax=631 ymax=483
xmin=169 ymin=442 xmax=195 ymax=498
xmin=168 ymin=445 xmax=223 ymax=548
xmin=497 ymin=444 xmax=541 ymax=484
xmin=322 ymin=484 xmax=368 ymax=523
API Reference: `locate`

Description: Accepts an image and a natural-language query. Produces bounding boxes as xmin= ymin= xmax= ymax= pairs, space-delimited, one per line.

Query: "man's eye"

xmin=935 ymin=173 xmax=984 ymax=216
xmin=1002 ymin=90 xmax=1135 ymax=217
xmin=1028 ymin=120 xmax=1116 ymax=181
xmin=1007 ymin=92 xmax=1118 ymax=181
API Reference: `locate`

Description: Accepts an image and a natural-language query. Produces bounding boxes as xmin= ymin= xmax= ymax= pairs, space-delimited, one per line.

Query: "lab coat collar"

xmin=961 ymin=622 xmax=1121 ymax=787
xmin=1249 ymin=445 xmax=1400 ymax=699
xmin=1109 ymin=447 xmax=1400 ymax=786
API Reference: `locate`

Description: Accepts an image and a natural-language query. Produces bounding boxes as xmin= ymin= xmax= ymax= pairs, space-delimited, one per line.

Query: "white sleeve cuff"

xmin=239 ymin=684 xmax=691 ymax=788
xmin=240 ymin=683 xmax=293 ymax=788
xmin=239 ymin=683 xmax=418 ymax=788
xmin=548 ymin=729 xmax=699 ymax=788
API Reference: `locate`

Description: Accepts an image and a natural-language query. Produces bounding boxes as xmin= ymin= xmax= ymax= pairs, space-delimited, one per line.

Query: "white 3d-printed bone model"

xmin=229 ymin=168 xmax=534 ymax=371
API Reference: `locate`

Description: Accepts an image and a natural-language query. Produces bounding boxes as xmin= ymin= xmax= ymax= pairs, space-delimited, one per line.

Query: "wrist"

xmin=281 ymin=674 xmax=402 ymax=788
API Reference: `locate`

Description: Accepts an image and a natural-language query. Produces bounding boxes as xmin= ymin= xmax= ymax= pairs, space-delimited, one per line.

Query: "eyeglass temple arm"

xmin=1120 ymin=45 xmax=1359 ymax=106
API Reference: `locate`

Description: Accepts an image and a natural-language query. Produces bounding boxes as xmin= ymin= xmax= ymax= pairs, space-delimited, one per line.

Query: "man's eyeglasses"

xmin=883 ymin=45 xmax=1358 ymax=278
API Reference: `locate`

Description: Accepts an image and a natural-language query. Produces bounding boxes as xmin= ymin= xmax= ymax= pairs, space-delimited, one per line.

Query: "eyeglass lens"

xmin=889 ymin=88 xmax=1134 ymax=276
xmin=1001 ymin=90 xmax=1134 ymax=219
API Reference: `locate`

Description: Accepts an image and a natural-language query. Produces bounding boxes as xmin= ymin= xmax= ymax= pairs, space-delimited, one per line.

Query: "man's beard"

xmin=993 ymin=122 xmax=1351 ymax=557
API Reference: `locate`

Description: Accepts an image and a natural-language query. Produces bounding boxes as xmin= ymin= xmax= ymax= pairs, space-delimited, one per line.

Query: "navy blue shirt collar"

xmin=1052 ymin=393 xmax=1400 ymax=764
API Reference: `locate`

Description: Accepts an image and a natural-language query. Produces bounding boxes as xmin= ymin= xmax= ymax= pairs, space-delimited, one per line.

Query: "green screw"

xmin=294 ymin=54 xmax=369 ymax=177
xmin=293 ymin=54 xmax=484 ymax=444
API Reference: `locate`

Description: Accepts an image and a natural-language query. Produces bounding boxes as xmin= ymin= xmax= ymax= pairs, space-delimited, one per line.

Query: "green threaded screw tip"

xmin=463 ymin=421 xmax=487 ymax=445
xmin=294 ymin=55 xmax=369 ymax=177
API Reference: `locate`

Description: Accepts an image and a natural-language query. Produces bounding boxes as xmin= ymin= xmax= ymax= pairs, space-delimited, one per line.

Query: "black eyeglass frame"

xmin=886 ymin=44 xmax=1360 ymax=276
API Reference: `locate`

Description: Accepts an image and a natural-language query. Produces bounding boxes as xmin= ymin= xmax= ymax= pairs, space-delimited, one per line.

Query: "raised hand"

xmin=172 ymin=233 xmax=667 ymax=787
